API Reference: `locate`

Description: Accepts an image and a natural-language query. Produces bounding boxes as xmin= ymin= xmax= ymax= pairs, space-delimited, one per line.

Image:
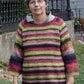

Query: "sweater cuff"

xmin=8 ymin=71 xmax=20 ymax=76
xmin=67 ymin=72 xmax=79 ymax=77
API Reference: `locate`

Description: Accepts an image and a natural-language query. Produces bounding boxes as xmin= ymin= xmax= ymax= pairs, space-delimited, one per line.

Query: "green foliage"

xmin=0 ymin=60 xmax=8 ymax=71
xmin=74 ymin=18 xmax=81 ymax=28
xmin=0 ymin=78 xmax=21 ymax=84
xmin=72 ymin=42 xmax=84 ymax=84
xmin=16 ymin=0 xmax=30 ymax=21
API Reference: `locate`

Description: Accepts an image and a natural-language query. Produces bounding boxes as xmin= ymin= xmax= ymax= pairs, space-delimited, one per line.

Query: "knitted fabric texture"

xmin=8 ymin=16 xmax=79 ymax=84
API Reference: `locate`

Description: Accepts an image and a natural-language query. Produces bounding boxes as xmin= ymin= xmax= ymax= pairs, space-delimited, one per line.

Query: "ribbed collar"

xmin=25 ymin=12 xmax=55 ymax=24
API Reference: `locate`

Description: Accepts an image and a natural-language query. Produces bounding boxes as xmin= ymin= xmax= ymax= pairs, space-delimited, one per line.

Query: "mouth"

xmin=34 ymin=9 xmax=41 ymax=11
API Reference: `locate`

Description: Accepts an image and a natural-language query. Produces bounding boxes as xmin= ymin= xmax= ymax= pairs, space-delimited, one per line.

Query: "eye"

xmin=29 ymin=1 xmax=35 ymax=4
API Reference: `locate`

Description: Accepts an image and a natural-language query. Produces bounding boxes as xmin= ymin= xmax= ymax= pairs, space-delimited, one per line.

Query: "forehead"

xmin=29 ymin=0 xmax=45 ymax=1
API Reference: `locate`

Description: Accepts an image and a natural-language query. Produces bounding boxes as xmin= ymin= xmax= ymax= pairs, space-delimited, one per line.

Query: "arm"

xmin=59 ymin=19 xmax=79 ymax=82
xmin=67 ymin=76 xmax=74 ymax=84
xmin=13 ymin=76 xmax=18 ymax=84
xmin=8 ymin=22 xmax=24 ymax=77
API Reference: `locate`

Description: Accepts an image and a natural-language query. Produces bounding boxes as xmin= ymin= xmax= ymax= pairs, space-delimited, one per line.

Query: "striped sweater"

xmin=8 ymin=16 xmax=79 ymax=84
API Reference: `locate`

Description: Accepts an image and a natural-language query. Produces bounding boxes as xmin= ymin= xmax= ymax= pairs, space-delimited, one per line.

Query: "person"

xmin=8 ymin=0 xmax=79 ymax=84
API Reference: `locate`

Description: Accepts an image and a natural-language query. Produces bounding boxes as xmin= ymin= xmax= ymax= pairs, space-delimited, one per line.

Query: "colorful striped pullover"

xmin=8 ymin=16 xmax=79 ymax=84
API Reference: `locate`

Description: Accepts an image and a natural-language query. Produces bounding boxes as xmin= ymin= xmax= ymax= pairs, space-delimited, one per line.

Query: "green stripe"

xmin=23 ymin=62 xmax=64 ymax=68
xmin=60 ymin=22 xmax=66 ymax=31
xmin=61 ymin=34 xmax=70 ymax=42
xmin=22 ymin=75 xmax=65 ymax=80
xmin=15 ymin=34 xmax=22 ymax=46
xmin=23 ymin=36 xmax=60 ymax=41
xmin=8 ymin=71 xmax=19 ymax=76
xmin=24 ymin=50 xmax=61 ymax=56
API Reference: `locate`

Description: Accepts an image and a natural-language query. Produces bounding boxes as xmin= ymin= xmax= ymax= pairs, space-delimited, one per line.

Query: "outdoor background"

xmin=0 ymin=0 xmax=84 ymax=84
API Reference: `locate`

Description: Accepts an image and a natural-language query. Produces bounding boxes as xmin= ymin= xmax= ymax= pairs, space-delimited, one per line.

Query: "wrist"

xmin=68 ymin=76 xmax=74 ymax=81
xmin=13 ymin=76 xmax=18 ymax=84
xmin=67 ymin=76 xmax=74 ymax=84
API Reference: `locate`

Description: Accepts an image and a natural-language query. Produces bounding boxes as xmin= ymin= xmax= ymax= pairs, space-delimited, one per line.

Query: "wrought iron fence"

xmin=0 ymin=0 xmax=71 ymax=33
xmin=0 ymin=0 xmax=29 ymax=32
xmin=0 ymin=0 xmax=28 ymax=24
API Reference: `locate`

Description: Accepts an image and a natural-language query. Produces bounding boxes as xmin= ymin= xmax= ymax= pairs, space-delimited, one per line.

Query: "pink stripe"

xmin=61 ymin=31 xmax=69 ymax=38
xmin=23 ymin=79 xmax=66 ymax=82
xmin=8 ymin=63 xmax=21 ymax=71
xmin=13 ymin=49 xmax=23 ymax=56
xmin=23 ymin=33 xmax=59 ymax=38
xmin=23 ymin=30 xmax=59 ymax=36
xmin=23 ymin=41 xmax=60 ymax=46
xmin=17 ymin=28 xmax=21 ymax=34
xmin=17 ymin=32 xmax=22 ymax=38
xmin=24 ymin=47 xmax=60 ymax=51
xmin=23 ymin=72 xmax=65 ymax=76
xmin=24 ymin=60 xmax=63 ymax=63
xmin=66 ymin=62 xmax=78 ymax=67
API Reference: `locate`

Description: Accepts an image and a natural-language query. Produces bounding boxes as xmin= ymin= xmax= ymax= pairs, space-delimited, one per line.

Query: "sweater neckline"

xmin=23 ymin=16 xmax=57 ymax=27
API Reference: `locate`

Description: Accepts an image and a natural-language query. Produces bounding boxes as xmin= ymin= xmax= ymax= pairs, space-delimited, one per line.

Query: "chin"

xmin=34 ymin=12 xmax=43 ymax=15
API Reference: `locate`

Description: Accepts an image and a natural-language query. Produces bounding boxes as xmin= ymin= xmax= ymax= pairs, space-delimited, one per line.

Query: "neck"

xmin=32 ymin=13 xmax=48 ymax=24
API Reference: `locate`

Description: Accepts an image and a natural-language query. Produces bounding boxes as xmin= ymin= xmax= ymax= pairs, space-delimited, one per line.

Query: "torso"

xmin=20 ymin=16 xmax=66 ymax=84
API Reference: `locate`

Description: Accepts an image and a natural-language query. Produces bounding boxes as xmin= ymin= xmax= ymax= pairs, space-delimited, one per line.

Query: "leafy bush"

xmin=78 ymin=18 xmax=84 ymax=29
xmin=74 ymin=18 xmax=81 ymax=28
xmin=0 ymin=60 xmax=8 ymax=71
xmin=16 ymin=0 xmax=30 ymax=21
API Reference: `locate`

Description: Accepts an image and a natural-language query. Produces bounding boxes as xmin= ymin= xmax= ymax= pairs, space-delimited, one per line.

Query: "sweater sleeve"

xmin=59 ymin=19 xmax=79 ymax=77
xmin=8 ymin=22 xmax=24 ymax=76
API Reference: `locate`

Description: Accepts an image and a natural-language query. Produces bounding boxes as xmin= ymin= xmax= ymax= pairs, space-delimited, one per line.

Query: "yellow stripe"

xmin=23 ymin=36 xmax=60 ymax=41
xmin=24 ymin=50 xmax=61 ymax=56
xmin=22 ymin=75 xmax=65 ymax=80
xmin=60 ymin=22 xmax=66 ymax=30
xmin=61 ymin=34 xmax=70 ymax=42
xmin=23 ymin=62 xmax=64 ymax=67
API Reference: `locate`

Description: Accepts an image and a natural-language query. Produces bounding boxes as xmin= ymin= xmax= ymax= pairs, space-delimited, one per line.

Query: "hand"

xmin=66 ymin=76 xmax=74 ymax=84
xmin=13 ymin=76 xmax=18 ymax=84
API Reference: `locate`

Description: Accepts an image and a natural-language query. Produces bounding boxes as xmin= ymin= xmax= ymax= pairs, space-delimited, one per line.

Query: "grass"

xmin=0 ymin=60 xmax=9 ymax=71
xmin=73 ymin=42 xmax=84 ymax=84
xmin=0 ymin=78 xmax=21 ymax=84
xmin=0 ymin=41 xmax=84 ymax=84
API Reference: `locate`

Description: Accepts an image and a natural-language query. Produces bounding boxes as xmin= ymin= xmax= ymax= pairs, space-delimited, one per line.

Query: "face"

xmin=28 ymin=0 xmax=48 ymax=16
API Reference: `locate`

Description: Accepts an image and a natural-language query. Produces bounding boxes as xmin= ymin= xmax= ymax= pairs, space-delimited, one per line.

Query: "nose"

xmin=35 ymin=1 xmax=39 ymax=6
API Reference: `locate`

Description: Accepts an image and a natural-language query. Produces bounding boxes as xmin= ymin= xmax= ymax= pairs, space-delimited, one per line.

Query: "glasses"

xmin=29 ymin=0 xmax=44 ymax=5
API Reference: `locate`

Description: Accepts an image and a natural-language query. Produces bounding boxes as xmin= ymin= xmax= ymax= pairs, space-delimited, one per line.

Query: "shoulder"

xmin=20 ymin=19 xmax=28 ymax=27
xmin=55 ymin=16 xmax=64 ymax=25
xmin=17 ymin=19 xmax=27 ymax=32
xmin=19 ymin=18 xmax=31 ymax=26
xmin=53 ymin=16 xmax=66 ymax=28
